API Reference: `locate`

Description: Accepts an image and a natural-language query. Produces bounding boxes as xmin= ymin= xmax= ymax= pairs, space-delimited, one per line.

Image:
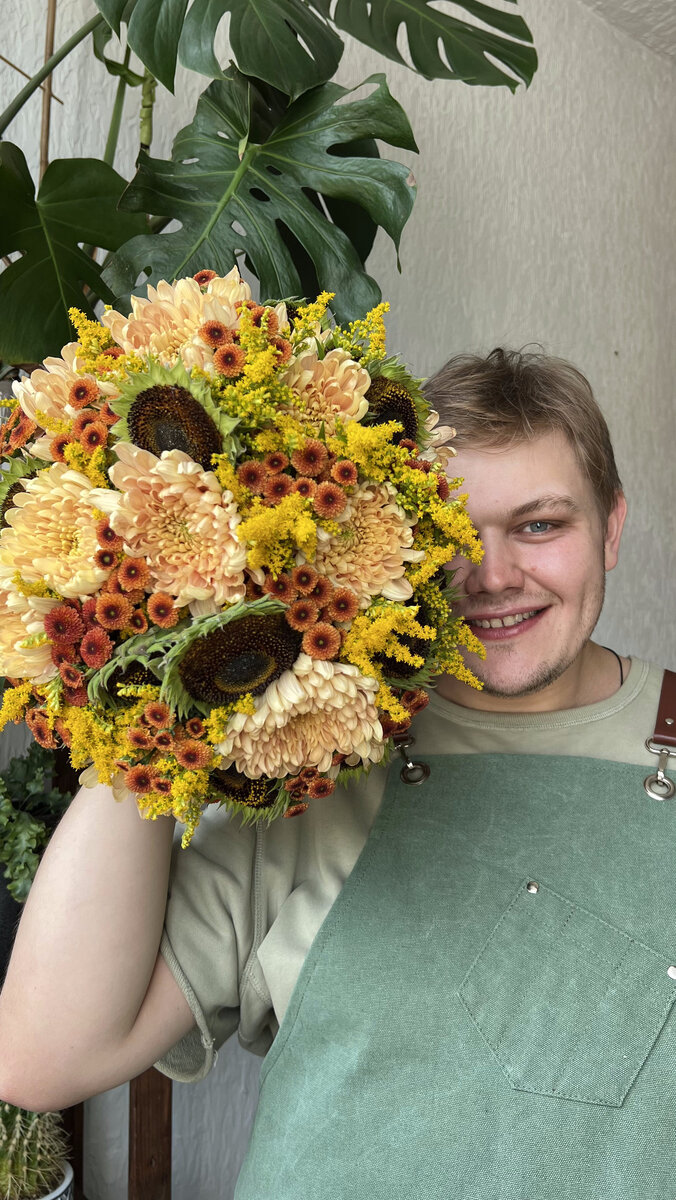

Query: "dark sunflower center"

xmin=109 ymin=663 xmax=158 ymax=705
xmin=209 ymin=764 xmax=278 ymax=809
xmin=365 ymin=377 xmax=419 ymax=444
xmin=0 ymin=479 xmax=28 ymax=529
xmin=178 ymin=613 xmax=302 ymax=704
xmin=373 ymin=598 xmax=433 ymax=680
xmin=128 ymin=384 xmax=222 ymax=470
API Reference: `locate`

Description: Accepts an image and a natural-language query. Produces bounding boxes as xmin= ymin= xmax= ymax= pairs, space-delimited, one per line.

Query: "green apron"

xmin=234 ymin=754 xmax=676 ymax=1198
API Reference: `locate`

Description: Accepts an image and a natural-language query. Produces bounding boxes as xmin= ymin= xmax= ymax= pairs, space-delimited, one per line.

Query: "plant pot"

xmin=0 ymin=872 xmax=22 ymax=984
xmin=39 ymin=1161 xmax=74 ymax=1200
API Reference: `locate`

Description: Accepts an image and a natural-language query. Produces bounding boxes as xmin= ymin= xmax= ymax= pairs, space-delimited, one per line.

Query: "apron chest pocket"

xmin=457 ymin=878 xmax=676 ymax=1107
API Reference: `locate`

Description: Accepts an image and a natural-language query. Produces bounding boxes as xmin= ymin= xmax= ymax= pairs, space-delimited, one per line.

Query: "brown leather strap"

xmin=652 ymin=668 xmax=676 ymax=748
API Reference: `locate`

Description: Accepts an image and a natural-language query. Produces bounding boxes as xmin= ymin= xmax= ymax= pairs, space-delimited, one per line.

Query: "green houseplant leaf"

xmin=103 ymin=69 xmax=417 ymax=323
xmin=313 ymin=0 xmax=537 ymax=90
xmin=94 ymin=0 xmax=343 ymax=97
xmin=0 ymin=143 xmax=148 ymax=364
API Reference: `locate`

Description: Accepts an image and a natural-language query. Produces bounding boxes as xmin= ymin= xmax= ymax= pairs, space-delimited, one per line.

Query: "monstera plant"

xmin=0 ymin=0 xmax=537 ymax=365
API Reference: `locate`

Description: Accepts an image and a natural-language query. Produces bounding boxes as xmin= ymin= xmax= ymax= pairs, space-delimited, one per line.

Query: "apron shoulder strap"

xmin=644 ymin=668 xmax=676 ymax=800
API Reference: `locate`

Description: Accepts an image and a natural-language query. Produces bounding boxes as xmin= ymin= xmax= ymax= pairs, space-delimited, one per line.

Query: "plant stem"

xmin=103 ymin=45 xmax=131 ymax=167
xmin=39 ymin=0 xmax=58 ymax=181
xmin=139 ymin=68 xmax=157 ymax=151
xmin=0 ymin=12 xmax=104 ymax=136
xmin=0 ymin=54 xmax=63 ymax=104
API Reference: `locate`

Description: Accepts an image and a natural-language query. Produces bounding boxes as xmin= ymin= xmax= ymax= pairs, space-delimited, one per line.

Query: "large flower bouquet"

xmin=0 ymin=268 xmax=483 ymax=847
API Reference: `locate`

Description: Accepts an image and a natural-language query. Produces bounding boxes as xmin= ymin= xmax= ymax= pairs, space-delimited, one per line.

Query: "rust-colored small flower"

xmin=126 ymin=764 xmax=159 ymax=794
xmin=44 ymin=604 xmax=84 ymax=644
xmin=80 ymin=627 xmax=113 ymax=669
xmin=143 ymin=701 xmax=173 ymax=728
xmin=50 ymin=434 xmax=72 ymax=463
xmin=147 ymin=592 xmax=179 ymax=628
xmin=283 ymin=802 xmax=309 ymax=819
xmin=312 ymin=481 xmax=347 ymax=519
xmin=309 ymin=575 xmax=333 ymax=606
xmin=185 ymin=717 xmax=205 ymax=738
xmin=98 ymin=401 xmax=119 ymax=427
xmin=193 ymin=269 xmax=217 ymax=286
xmin=63 ymin=685 xmax=89 ymax=707
xmin=54 ymin=717 xmax=72 ymax=747
xmin=68 ymin=378 xmax=99 ymax=410
xmin=301 ymin=622 xmax=341 ymax=660
xmin=102 ymin=346 xmax=124 ymax=361
xmin=213 ymin=344 xmax=246 ymax=377
xmin=96 ymin=593 xmax=133 ymax=630
xmin=291 ymin=564 xmax=319 ymax=595
xmin=399 ymin=439 xmax=418 ymax=454
xmin=255 ymin=308 xmax=278 ymax=335
xmin=25 ymin=707 xmax=56 ymax=749
xmin=71 ymin=411 xmax=98 ymax=439
xmin=401 ymin=687 xmax=430 ymax=715
xmin=285 ymin=598 xmax=319 ymax=631
xmin=262 ymin=473 xmax=294 ymax=504
xmin=236 ymin=460 xmax=266 ymax=493
xmin=262 ymin=571 xmax=297 ymax=603
xmin=94 ymin=547 xmax=118 ymax=571
xmin=299 ymin=766 xmax=319 ymax=782
xmin=118 ymin=557 xmax=150 ymax=591
xmin=95 ymin=518 xmax=123 ymax=551
xmin=245 ymin=575 xmax=266 ymax=600
xmin=128 ymin=728 xmax=153 ymax=750
xmin=330 ymin=459 xmax=358 ymax=486
xmin=51 ymin=644 xmax=77 ymax=668
xmin=326 ymin=587 xmax=359 ymax=623
xmin=292 ymin=476 xmax=317 ymax=499
xmin=128 ymin=609 xmax=148 ymax=634
xmin=153 ymin=777 xmax=173 ymax=795
xmin=290 ymin=439 xmax=328 ymax=478
xmin=435 ymin=474 xmax=450 ymax=501
xmin=80 ymin=421 xmax=108 ymax=453
xmin=82 ymin=597 xmax=99 ymax=628
xmin=59 ymin=662 xmax=83 ymax=689
xmin=174 ymin=739 xmax=212 ymax=770
xmin=262 ymin=451 xmax=289 ymax=474
xmin=270 ymin=336 xmax=292 ymax=365
xmin=306 ymin=776 xmax=336 ymax=799
xmin=153 ymin=730 xmax=174 ymax=751
xmin=198 ymin=320 xmax=233 ymax=348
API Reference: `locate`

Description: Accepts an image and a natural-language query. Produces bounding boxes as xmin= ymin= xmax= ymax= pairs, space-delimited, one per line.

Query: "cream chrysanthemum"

xmin=14 ymin=344 xmax=117 ymax=461
xmin=90 ymin=443 xmax=247 ymax=616
xmin=280 ymin=348 xmax=371 ymax=435
xmin=0 ymin=589 xmax=57 ymax=682
xmin=216 ymin=654 xmax=385 ymax=777
xmin=420 ymin=408 xmax=457 ymax=469
xmin=0 ymin=464 xmax=109 ymax=599
xmin=100 ymin=268 xmax=289 ymax=370
xmin=311 ymin=480 xmax=425 ymax=608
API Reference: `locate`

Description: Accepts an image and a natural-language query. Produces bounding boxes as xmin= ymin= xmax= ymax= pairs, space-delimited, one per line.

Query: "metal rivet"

xmin=666 ymin=717 xmax=674 ymax=726
xmin=526 ymin=881 xmax=539 ymax=893
xmin=668 ymin=966 xmax=676 ymax=980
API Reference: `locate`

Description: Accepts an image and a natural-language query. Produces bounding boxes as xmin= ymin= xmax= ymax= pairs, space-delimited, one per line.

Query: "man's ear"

xmin=604 ymin=490 xmax=627 ymax=571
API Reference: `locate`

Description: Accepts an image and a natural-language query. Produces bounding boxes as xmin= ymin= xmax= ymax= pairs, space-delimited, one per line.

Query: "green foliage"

xmin=0 ymin=1102 xmax=70 ymax=1200
xmin=103 ymin=70 xmax=417 ymax=323
xmin=315 ymin=0 xmax=537 ymax=91
xmin=0 ymin=143 xmax=147 ymax=363
xmin=96 ymin=0 xmax=343 ymax=96
xmin=0 ymin=744 xmax=72 ymax=904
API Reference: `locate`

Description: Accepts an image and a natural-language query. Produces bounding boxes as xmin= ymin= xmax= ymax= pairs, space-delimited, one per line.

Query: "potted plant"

xmin=0 ymin=1102 xmax=73 ymax=1200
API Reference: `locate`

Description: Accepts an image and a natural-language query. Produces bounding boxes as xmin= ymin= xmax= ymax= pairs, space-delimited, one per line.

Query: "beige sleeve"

xmin=153 ymin=804 xmax=259 ymax=1083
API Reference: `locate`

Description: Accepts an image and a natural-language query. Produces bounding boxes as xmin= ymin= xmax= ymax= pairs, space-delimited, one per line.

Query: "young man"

xmin=1 ymin=349 xmax=674 ymax=1198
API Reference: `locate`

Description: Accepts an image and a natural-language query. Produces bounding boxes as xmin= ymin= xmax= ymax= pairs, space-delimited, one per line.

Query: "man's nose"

xmin=458 ymin=536 xmax=525 ymax=596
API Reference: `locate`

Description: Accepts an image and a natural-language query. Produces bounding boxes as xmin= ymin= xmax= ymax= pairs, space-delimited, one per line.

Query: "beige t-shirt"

xmin=155 ymin=656 xmax=667 ymax=1083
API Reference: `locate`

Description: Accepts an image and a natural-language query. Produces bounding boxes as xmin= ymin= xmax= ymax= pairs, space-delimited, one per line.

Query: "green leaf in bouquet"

xmin=0 ymin=143 xmax=148 ymax=365
xmin=102 ymin=70 xmax=417 ymax=324
xmin=95 ymin=0 xmax=343 ymax=97
xmin=0 ymin=454 xmax=46 ymax=527
xmin=313 ymin=0 xmax=538 ymax=91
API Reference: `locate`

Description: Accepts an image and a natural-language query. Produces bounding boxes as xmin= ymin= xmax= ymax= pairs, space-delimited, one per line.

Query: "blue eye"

xmin=525 ymin=520 xmax=553 ymax=533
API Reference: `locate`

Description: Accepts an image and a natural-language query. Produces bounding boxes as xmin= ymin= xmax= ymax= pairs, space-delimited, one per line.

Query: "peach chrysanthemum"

xmin=0 ymin=464 xmax=109 ymax=600
xmin=280 ymin=348 xmax=371 ymax=436
xmin=0 ymin=590 xmax=56 ymax=682
xmin=90 ymin=443 xmax=247 ymax=616
xmin=13 ymin=344 xmax=117 ymax=461
xmin=311 ymin=480 xmax=425 ymax=608
xmin=215 ymin=655 xmax=385 ymax=778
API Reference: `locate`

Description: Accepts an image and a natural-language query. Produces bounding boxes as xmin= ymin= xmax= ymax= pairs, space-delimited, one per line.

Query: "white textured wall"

xmin=2 ymin=0 xmax=676 ymax=1196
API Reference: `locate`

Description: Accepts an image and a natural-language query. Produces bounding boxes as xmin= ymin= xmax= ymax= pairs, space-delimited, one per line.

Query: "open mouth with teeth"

xmin=466 ymin=608 xmax=548 ymax=635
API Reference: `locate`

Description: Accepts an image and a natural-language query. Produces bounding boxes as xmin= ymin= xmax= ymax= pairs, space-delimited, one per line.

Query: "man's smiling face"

xmin=436 ymin=429 xmax=627 ymax=711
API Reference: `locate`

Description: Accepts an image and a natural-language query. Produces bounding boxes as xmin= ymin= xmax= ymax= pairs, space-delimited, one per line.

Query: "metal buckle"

xmin=644 ymin=739 xmax=676 ymax=801
xmin=392 ymin=733 xmax=430 ymax=786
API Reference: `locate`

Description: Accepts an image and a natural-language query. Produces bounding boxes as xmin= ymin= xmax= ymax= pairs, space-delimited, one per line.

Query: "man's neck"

xmin=431 ymin=641 xmax=631 ymax=714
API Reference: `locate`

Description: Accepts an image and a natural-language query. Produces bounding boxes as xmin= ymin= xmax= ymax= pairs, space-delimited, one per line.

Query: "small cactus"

xmin=0 ymin=1101 xmax=70 ymax=1200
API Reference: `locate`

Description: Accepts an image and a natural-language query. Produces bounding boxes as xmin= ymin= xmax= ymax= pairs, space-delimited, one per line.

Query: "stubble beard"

xmin=471 ymin=568 xmax=607 ymax=700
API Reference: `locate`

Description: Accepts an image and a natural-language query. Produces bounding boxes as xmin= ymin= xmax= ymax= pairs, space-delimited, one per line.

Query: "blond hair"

xmin=423 ymin=347 xmax=623 ymax=527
